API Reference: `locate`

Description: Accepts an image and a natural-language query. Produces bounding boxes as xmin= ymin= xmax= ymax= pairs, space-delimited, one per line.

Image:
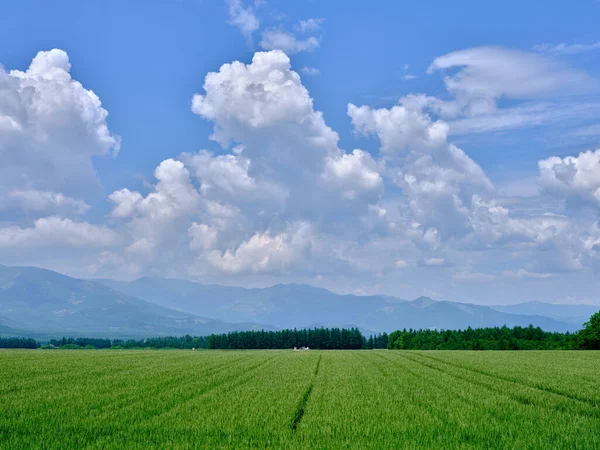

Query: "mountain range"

xmin=0 ymin=265 xmax=268 ymax=338
xmin=0 ymin=264 xmax=596 ymax=337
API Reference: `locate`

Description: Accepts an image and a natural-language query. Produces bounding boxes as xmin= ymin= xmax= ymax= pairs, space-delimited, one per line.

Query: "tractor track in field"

xmin=412 ymin=352 xmax=599 ymax=408
xmin=135 ymin=353 xmax=281 ymax=425
xmin=396 ymin=352 xmax=599 ymax=419
xmin=90 ymin=353 xmax=254 ymax=419
xmin=290 ymin=354 xmax=321 ymax=431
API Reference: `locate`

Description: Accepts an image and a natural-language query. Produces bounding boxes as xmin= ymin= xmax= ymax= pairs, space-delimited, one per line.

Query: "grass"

xmin=0 ymin=350 xmax=599 ymax=449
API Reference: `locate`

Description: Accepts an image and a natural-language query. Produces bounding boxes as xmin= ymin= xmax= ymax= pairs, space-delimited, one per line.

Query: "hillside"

xmin=490 ymin=301 xmax=600 ymax=325
xmin=96 ymin=277 xmax=579 ymax=333
xmin=0 ymin=265 xmax=267 ymax=338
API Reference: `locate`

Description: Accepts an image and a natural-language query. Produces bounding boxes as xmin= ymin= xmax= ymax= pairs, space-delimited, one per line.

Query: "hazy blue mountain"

xmin=96 ymin=277 xmax=406 ymax=330
xmin=96 ymin=277 xmax=579 ymax=333
xmin=0 ymin=265 xmax=269 ymax=338
xmin=490 ymin=301 xmax=600 ymax=325
xmin=362 ymin=297 xmax=579 ymax=332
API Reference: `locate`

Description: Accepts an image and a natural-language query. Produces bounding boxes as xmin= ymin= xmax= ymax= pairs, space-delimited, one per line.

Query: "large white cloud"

xmin=538 ymin=149 xmax=600 ymax=207
xmin=2 ymin=46 xmax=599 ymax=302
xmin=206 ymin=221 xmax=315 ymax=274
xmin=0 ymin=217 xmax=117 ymax=249
xmin=0 ymin=49 xmax=120 ymax=206
xmin=348 ymin=98 xmax=493 ymax=240
xmin=191 ymin=50 xmax=382 ymax=216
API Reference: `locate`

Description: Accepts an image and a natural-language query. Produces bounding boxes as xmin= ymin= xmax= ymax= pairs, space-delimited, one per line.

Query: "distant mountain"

xmin=367 ymin=297 xmax=578 ymax=332
xmin=490 ymin=301 xmax=599 ymax=325
xmin=96 ymin=276 xmax=579 ymax=333
xmin=96 ymin=277 xmax=405 ymax=330
xmin=0 ymin=265 xmax=268 ymax=338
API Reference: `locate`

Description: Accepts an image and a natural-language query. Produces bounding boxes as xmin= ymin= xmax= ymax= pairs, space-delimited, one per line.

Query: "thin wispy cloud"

xmin=301 ymin=66 xmax=321 ymax=76
xmin=534 ymin=42 xmax=600 ymax=55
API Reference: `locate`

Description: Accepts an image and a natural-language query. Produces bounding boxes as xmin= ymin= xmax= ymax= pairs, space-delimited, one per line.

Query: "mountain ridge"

xmin=0 ymin=265 xmax=590 ymax=336
xmin=93 ymin=275 xmax=581 ymax=333
xmin=0 ymin=265 xmax=271 ymax=338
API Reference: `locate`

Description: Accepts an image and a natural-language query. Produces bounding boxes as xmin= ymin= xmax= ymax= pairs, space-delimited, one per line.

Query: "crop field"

xmin=1 ymin=350 xmax=599 ymax=449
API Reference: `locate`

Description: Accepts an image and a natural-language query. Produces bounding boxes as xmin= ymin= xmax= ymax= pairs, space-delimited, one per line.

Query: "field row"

xmin=1 ymin=350 xmax=599 ymax=448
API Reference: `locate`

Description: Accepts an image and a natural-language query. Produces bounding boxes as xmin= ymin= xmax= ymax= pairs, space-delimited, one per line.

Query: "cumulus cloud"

xmin=3 ymin=46 xmax=599 ymax=301
xmin=0 ymin=190 xmax=89 ymax=216
xmin=348 ymin=98 xmax=493 ymax=239
xmin=538 ymin=149 xmax=600 ymax=207
xmin=322 ymin=150 xmax=383 ymax=199
xmin=348 ymin=102 xmax=450 ymax=153
xmin=206 ymin=222 xmax=315 ymax=274
xmin=191 ymin=50 xmax=337 ymax=152
xmin=190 ymin=50 xmax=380 ymax=220
xmin=189 ymin=223 xmax=218 ymax=250
xmin=0 ymin=49 xmax=119 ymax=211
xmin=0 ymin=217 xmax=117 ymax=249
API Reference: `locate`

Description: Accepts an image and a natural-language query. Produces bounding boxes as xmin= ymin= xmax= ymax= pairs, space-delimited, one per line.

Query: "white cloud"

xmin=227 ymin=0 xmax=259 ymax=40
xmin=348 ymin=98 xmax=493 ymax=239
xmin=394 ymin=259 xmax=409 ymax=269
xmin=4 ymin=47 xmax=599 ymax=302
xmin=191 ymin=50 xmax=337 ymax=151
xmin=348 ymin=102 xmax=449 ymax=153
xmin=501 ymin=269 xmax=555 ymax=280
xmin=538 ymin=149 xmax=600 ymax=207
xmin=301 ymin=67 xmax=320 ymax=76
xmin=259 ymin=30 xmax=320 ymax=54
xmin=453 ymin=271 xmax=497 ymax=283
xmin=296 ymin=18 xmax=324 ymax=34
xmin=534 ymin=42 xmax=600 ymax=55
xmin=427 ymin=47 xmax=595 ymax=115
xmin=424 ymin=257 xmax=445 ymax=266
xmin=206 ymin=222 xmax=314 ymax=274
xmin=189 ymin=223 xmax=218 ymax=250
xmin=0 ymin=49 xmax=119 ymax=200
xmin=0 ymin=217 xmax=117 ymax=249
xmin=190 ymin=50 xmax=379 ymax=214
xmin=0 ymin=190 xmax=89 ymax=216
xmin=322 ymin=149 xmax=383 ymax=199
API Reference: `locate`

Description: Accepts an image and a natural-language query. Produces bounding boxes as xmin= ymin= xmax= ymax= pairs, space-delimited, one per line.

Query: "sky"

xmin=1 ymin=0 xmax=600 ymax=305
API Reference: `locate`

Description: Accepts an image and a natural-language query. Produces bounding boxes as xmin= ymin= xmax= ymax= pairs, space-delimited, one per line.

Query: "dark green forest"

xmin=1 ymin=312 xmax=599 ymax=350
xmin=388 ymin=312 xmax=600 ymax=350
xmin=206 ymin=328 xmax=372 ymax=349
xmin=0 ymin=337 xmax=39 ymax=349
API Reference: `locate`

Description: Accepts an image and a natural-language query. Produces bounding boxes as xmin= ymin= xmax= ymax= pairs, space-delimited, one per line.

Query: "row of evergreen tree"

xmin=42 ymin=335 xmax=208 ymax=349
xmin=0 ymin=337 xmax=39 ymax=349
xmin=387 ymin=313 xmax=600 ymax=350
xmin=387 ymin=326 xmax=574 ymax=350
xmin=2 ymin=312 xmax=598 ymax=350
xmin=206 ymin=328 xmax=368 ymax=349
xmin=0 ymin=330 xmax=383 ymax=350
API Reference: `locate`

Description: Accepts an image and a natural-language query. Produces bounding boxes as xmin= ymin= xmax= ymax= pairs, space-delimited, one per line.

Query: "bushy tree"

xmin=578 ymin=312 xmax=600 ymax=350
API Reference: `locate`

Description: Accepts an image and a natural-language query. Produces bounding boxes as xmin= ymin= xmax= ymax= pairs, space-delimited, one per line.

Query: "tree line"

xmin=206 ymin=328 xmax=367 ymax=349
xmin=387 ymin=312 xmax=600 ymax=350
xmin=0 ymin=337 xmax=39 ymax=349
xmin=1 ymin=312 xmax=598 ymax=350
xmin=0 ymin=329 xmax=382 ymax=350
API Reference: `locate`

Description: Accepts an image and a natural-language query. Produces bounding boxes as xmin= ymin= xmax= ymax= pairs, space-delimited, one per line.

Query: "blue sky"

xmin=1 ymin=0 xmax=599 ymax=304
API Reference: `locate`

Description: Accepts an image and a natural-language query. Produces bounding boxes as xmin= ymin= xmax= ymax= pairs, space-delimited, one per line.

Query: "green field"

xmin=1 ymin=350 xmax=599 ymax=449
